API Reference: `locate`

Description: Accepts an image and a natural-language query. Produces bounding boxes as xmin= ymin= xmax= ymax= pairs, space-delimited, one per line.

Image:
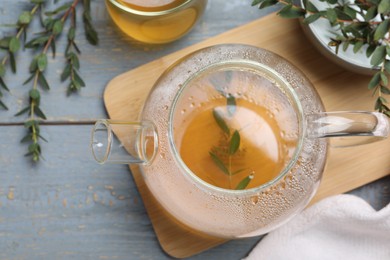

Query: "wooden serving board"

xmin=104 ymin=14 xmax=390 ymax=258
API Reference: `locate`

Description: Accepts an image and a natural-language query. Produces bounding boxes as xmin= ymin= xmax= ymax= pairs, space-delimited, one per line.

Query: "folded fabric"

xmin=245 ymin=194 xmax=390 ymax=260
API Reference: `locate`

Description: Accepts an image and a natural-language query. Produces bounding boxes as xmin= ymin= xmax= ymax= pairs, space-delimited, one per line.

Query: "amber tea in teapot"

xmin=178 ymin=69 xmax=298 ymax=190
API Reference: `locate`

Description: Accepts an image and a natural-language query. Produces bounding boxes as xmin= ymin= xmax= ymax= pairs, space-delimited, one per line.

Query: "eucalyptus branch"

xmin=252 ymin=0 xmax=390 ymax=117
xmin=209 ymin=93 xmax=253 ymax=190
xmin=62 ymin=8 xmax=86 ymax=95
xmin=0 ymin=0 xmax=44 ymax=110
xmin=5 ymin=0 xmax=99 ymax=162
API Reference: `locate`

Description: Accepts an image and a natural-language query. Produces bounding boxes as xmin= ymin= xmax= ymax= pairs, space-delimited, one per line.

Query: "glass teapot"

xmin=91 ymin=44 xmax=389 ymax=238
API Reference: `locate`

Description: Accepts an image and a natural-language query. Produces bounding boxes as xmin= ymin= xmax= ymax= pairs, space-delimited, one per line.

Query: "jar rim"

xmin=106 ymin=0 xmax=194 ymax=17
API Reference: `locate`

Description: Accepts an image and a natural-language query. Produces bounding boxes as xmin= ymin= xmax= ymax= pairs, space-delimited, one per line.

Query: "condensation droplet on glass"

xmin=250 ymin=196 xmax=259 ymax=205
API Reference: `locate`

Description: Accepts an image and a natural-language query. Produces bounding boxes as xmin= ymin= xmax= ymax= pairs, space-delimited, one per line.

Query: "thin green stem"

xmin=61 ymin=0 xmax=80 ymax=23
xmin=30 ymin=70 xmax=39 ymax=143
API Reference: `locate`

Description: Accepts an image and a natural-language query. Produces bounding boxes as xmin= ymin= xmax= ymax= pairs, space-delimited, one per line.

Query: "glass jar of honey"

xmin=105 ymin=0 xmax=208 ymax=44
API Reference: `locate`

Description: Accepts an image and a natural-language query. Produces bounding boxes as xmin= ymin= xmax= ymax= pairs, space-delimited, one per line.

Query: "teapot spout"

xmin=305 ymin=111 xmax=389 ymax=147
xmin=91 ymin=120 xmax=158 ymax=164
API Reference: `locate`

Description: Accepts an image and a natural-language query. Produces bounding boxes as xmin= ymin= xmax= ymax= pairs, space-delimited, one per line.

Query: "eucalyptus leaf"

xmin=9 ymin=51 xmax=16 ymax=73
xmin=342 ymin=41 xmax=349 ymax=52
xmin=50 ymin=40 xmax=56 ymax=58
xmin=0 ymin=64 xmax=5 ymax=77
xmin=375 ymin=97 xmax=382 ymax=110
xmin=73 ymin=70 xmax=85 ymax=87
xmin=38 ymin=133 xmax=48 ymax=142
xmin=25 ymin=36 xmax=49 ymax=48
xmin=251 ymin=0 xmax=263 ymax=6
xmin=70 ymin=53 xmax=80 ymax=69
xmin=23 ymin=73 xmax=35 ymax=85
xmin=384 ymin=60 xmax=390 ymax=74
xmin=18 ymin=11 xmax=32 ymax=25
xmin=303 ymin=13 xmax=321 ymax=24
xmin=378 ymin=0 xmax=390 ymax=14
xmin=353 ymin=41 xmax=364 ymax=53
xmin=227 ymin=94 xmax=236 ymax=116
xmin=29 ymin=89 xmax=40 ymax=100
xmin=72 ymin=79 xmax=81 ymax=90
xmin=28 ymin=143 xmax=39 ymax=153
xmin=305 ymin=0 xmax=319 ymax=12
xmin=38 ymin=72 xmax=50 ymax=90
xmin=213 ymin=109 xmax=230 ymax=135
xmin=374 ymin=20 xmax=389 ymax=42
xmin=0 ymin=77 xmax=9 ymax=91
xmin=259 ymin=0 xmax=278 ymax=9
xmin=15 ymin=106 xmax=30 ymax=117
xmin=368 ymin=72 xmax=381 ymax=89
xmin=21 ymin=134 xmax=33 ymax=143
xmin=9 ymin=36 xmax=21 ymax=53
xmin=83 ymin=0 xmax=91 ymax=11
xmin=0 ymin=99 xmax=8 ymax=110
xmin=229 ymin=130 xmax=240 ymax=155
xmin=343 ymin=5 xmax=357 ymax=19
xmin=235 ymin=175 xmax=252 ymax=190
xmin=45 ymin=3 xmax=72 ymax=16
xmin=72 ymin=41 xmax=81 ymax=54
xmin=61 ymin=64 xmax=71 ymax=81
xmin=381 ymin=86 xmax=390 ymax=95
xmin=68 ymin=27 xmax=76 ymax=41
xmin=380 ymin=72 xmax=388 ymax=86
xmin=0 ymin=37 xmax=11 ymax=49
xmin=370 ymin=45 xmax=386 ymax=66
xmin=37 ymin=53 xmax=48 ymax=72
xmin=326 ymin=8 xmax=337 ymax=25
xmin=52 ymin=20 xmax=63 ymax=35
xmin=366 ymin=45 xmax=376 ymax=58
xmin=365 ymin=6 xmax=377 ymax=21
xmin=83 ymin=12 xmax=99 ymax=45
xmin=34 ymin=105 xmax=47 ymax=119
xmin=278 ymin=5 xmax=306 ymax=19
xmin=209 ymin=151 xmax=230 ymax=176
xmin=334 ymin=8 xmax=353 ymax=21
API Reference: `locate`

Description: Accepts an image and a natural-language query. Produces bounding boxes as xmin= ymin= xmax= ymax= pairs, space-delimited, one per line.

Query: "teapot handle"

xmin=306 ymin=111 xmax=389 ymax=147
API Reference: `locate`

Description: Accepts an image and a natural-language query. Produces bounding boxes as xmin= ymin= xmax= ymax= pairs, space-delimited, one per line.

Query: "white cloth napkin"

xmin=245 ymin=194 xmax=390 ymax=260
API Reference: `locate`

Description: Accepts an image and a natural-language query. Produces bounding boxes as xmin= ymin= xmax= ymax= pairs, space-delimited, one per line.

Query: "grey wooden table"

xmin=0 ymin=1 xmax=389 ymax=259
